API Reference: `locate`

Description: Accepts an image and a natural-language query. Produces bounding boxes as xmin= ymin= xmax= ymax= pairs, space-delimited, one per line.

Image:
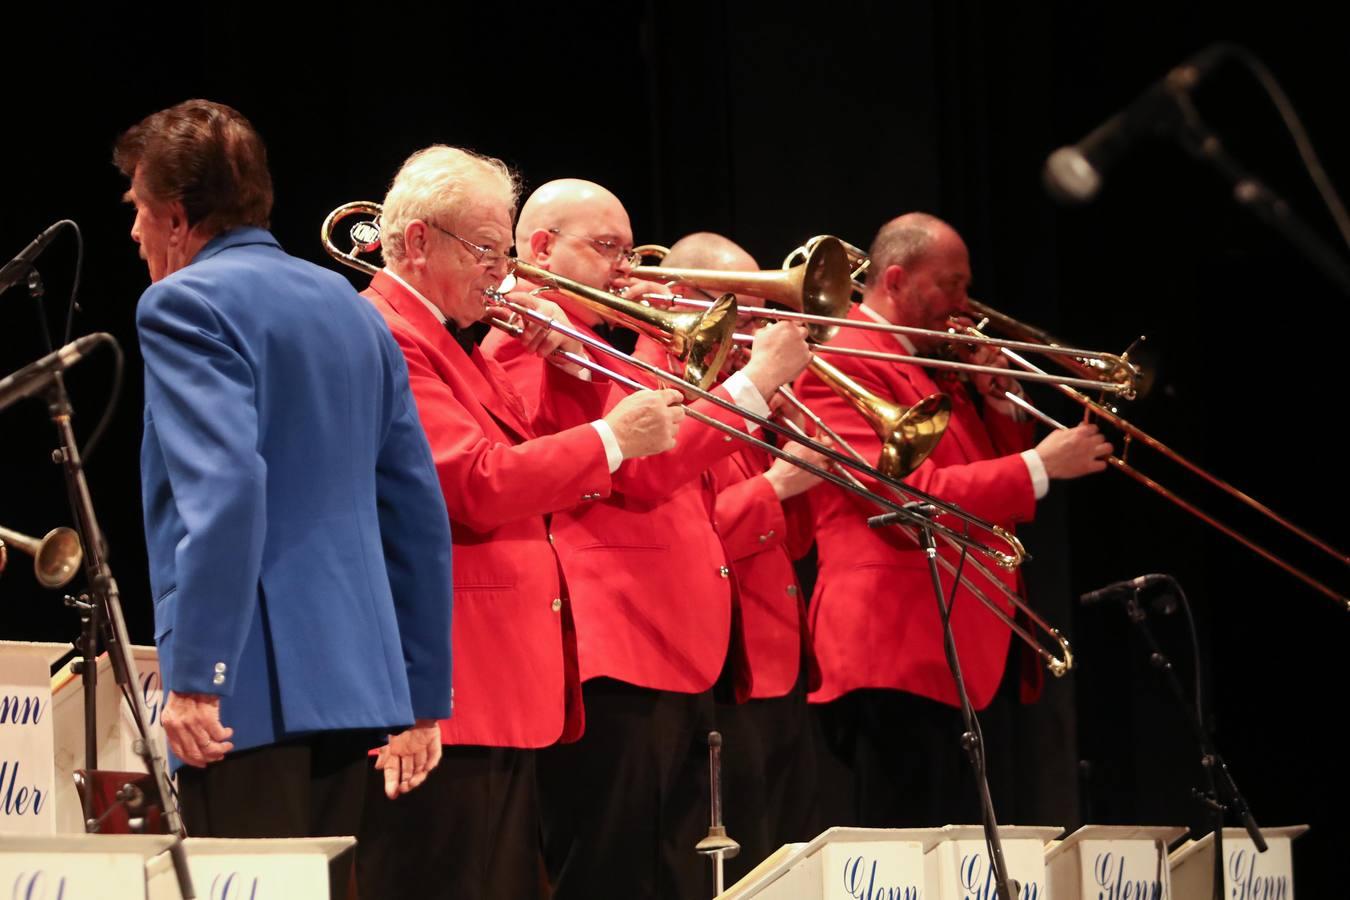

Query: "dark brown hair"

xmin=114 ymin=99 xmax=273 ymax=234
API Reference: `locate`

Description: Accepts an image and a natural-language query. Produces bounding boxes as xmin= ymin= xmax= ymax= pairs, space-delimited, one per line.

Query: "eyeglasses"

xmin=548 ymin=229 xmax=639 ymax=266
xmin=430 ymin=223 xmax=511 ymax=269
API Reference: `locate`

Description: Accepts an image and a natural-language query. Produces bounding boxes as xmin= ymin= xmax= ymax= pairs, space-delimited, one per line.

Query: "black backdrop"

xmin=4 ymin=1 xmax=1346 ymax=889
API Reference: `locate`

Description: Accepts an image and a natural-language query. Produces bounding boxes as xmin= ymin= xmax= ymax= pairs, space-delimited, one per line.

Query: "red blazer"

xmin=711 ymin=445 xmax=821 ymax=699
xmin=793 ymin=304 xmax=1037 ymax=710
xmin=483 ymin=324 xmax=752 ymax=695
xmin=363 ymin=270 xmax=611 ymax=748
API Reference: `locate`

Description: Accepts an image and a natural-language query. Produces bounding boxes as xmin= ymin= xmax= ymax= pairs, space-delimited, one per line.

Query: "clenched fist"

xmin=605 ymin=389 xmax=686 ymax=459
xmin=741 ymin=321 xmax=813 ymax=400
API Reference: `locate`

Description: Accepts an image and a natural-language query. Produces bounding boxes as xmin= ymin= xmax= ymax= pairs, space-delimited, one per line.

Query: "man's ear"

xmin=528 ymin=228 xmax=553 ymax=267
xmin=882 ymin=263 xmax=907 ymax=296
xmin=403 ymin=220 xmax=432 ymax=270
xmin=165 ymin=200 xmax=190 ymax=247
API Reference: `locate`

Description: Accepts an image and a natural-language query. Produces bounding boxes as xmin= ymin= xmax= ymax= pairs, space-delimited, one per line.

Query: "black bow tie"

xmin=445 ymin=319 xmax=491 ymax=354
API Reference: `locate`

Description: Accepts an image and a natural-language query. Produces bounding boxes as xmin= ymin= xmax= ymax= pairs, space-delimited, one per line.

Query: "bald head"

xmin=514 ymin=178 xmax=637 ymax=323
xmin=516 ymin=178 xmax=629 ymax=251
xmin=865 ymin=212 xmax=955 ymax=285
xmin=663 ymin=232 xmax=759 ymax=273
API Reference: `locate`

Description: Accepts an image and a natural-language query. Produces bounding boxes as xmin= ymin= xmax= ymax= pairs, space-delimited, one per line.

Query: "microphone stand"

xmin=1170 ymin=92 xmax=1350 ymax=296
xmin=1113 ymin=578 xmax=1264 ymax=900
xmin=38 ymin=358 xmax=196 ymax=899
xmin=868 ymin=505 xmax=1020 ymax=900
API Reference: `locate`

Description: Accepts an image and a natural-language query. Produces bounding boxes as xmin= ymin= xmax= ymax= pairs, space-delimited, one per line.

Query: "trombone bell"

xmin=880 ymin=393 xmax=952 ymax=480
xmin=631 ymin=236 xmax=854 ymax=344
xmin=806 ymin=354 xmax=952 ymax=479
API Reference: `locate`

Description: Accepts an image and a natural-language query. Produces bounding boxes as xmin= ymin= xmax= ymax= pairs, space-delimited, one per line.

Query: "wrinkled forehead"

xmin=447 ymin=189 xmax=516 ymax=244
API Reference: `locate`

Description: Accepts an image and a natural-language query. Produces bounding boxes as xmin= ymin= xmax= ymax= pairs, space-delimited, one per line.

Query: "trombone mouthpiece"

xmin=708 ymin=731 xmax=722 ymax=749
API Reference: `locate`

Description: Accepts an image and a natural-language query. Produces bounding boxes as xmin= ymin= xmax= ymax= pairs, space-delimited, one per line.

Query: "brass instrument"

xmin=634 ymin=235 xmax=949 ymax=475
xmin=773 ymin=393 xmax=1072 ymax=675
xmin=782 ymin=235 xmax=1350 ymax=605
xmin=321 ymin=201 xmax=1023 ymax=570
xmin=0 ymin=525 xmax=83 ymax=589
xmin=625 ymin=235 xmax=1076 ymax=668
xmin=484 ymin=289 xmax=1028 ymax=569
xmin=632 ymin=243 xmax=671 ymax=264
xmin=320 ymin=202 xmax=736 ymax=390
xmin=787 ymin=233 xmax=1141 ymax=390
xmin=632 ymin=235 xmax=854 ymax=342
xmin=807 ymin=356 xmax=949 ymax=480
xmin=634 ymin=237 xmax=1139 ymax=397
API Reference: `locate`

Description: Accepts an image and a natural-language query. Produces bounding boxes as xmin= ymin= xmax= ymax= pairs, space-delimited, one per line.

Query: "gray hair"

xmin=380 ymin=145 xmax=519 ymax=264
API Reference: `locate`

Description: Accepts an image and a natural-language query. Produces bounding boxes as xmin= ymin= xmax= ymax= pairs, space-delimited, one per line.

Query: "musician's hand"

xmin=763 ymin=440 xmax=831 ymax=500
xmin=374 ymin=719 xmax=442 ymax=799
xmin=1036 ymin=423 xmax=1113 ymax=479
xmin=619 ymin=275 xmax=669 ymax=307
xmin=966 ymin=343 xmax=1019 ymax=400
xmin=161 ymin=691 xmax=234 ymax=768
xmin=741 ymin=321 xmax=812 ymax=400
xmin=606 ymin=388 xmax=686 ymax=459
xmin=506 ymin=292 xmax=586 ymax=359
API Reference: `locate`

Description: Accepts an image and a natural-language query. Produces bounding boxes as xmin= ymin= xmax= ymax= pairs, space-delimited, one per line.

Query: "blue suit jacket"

xmin=137 ymin=228 xmax=452 ymax=760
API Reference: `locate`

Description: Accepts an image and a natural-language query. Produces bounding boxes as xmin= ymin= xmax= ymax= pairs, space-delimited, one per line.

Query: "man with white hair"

xmin=355 ymin=149 xmax=686 ymax=900
xmin=485 ymin=181 xmax=813 ymax=899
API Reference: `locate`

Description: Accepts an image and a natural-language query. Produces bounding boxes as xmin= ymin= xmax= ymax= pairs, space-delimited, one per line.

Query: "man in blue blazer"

xmin=115 ymin=99 xmax=453 ymax=839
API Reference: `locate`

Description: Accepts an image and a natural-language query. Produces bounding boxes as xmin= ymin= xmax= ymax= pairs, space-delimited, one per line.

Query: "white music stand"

xmin=144 ymin=836 xmax=357 ymax=900
xmin=1045 ymin=825 xmax=1187 ymax=899
xmin=0 ymin=640 xmax=71 ymax=834
xmin=718 ymin=827 xmax=947 ymax=899
xmin=924 ymin=824 xmax=1063 ymax=899
xmin=1169 ymin=825 xmax=1308 ymax=900
xmin=0 ymin=833 xmax=172 ymax=899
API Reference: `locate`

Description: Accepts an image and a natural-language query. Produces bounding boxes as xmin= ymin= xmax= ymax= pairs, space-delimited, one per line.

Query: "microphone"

xmin=0 ymin=334 xmax=107 ymax=412
xmin=0 ymin=221 xmax=69 ymax=294
xmin=1079 ymin=573 xmax=1173 ymax=606
xmin=867 ymin=501 xmax=940 ymax=529
xmin=1043 ymin=46 xmax=1228 ymax=204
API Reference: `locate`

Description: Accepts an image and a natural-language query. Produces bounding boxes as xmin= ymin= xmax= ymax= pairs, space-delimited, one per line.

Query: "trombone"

xmin=632 ymin=237 xmax=1140 ymax=397
xmin=782 ymin=234 xmax=1141 ymax=391
xmin=320 ymin=202 xmax=736 ymax=389
xmin=606 ymin=311 xmax=1073 ymax=672
xmin=775 ymin=398 xmax=1074 ymax=676
xmin=320 ymin=202 xmax=1025 ymax=571
xmin=629 ymin=242 xmax=1081 ymax=672
xmin=0 ymin=525 xmax=83 ymax=589
xmin=785 ymin=232 xmax=1347 ymax=607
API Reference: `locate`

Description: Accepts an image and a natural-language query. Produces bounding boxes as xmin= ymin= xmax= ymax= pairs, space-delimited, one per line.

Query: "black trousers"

xmin=537 ymin=678 xmax=716 ymax=900
xmin=176 ymin=731 xmax=375 ymax=899
xmin=714 ymin=673 xmax=820 ymax=885
xmin=812 ymin=657 xmax=1025 ymax=829
xmin=356 ymin=745 xmax=540 ymax=900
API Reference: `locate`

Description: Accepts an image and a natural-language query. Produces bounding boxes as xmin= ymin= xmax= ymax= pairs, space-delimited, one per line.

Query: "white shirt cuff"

xmin=724 ymin=370 xmax=769 ymax=433
xmin=591 ymin=420 xmax=624 ymax=472
xmin=1021 ymin=449 xmax=1049 ymax=500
